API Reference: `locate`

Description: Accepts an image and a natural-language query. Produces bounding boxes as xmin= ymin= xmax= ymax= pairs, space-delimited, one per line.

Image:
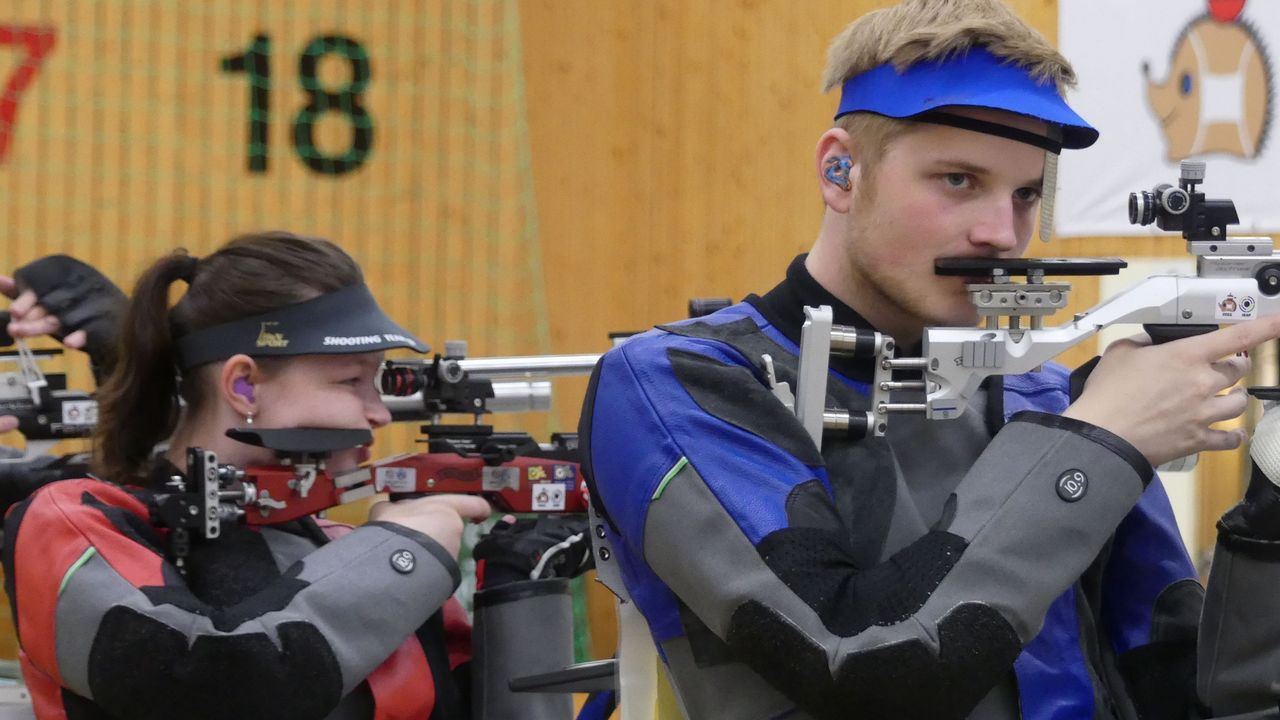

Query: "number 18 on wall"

xmin=222 ymin=33 xmax=374 ymax=177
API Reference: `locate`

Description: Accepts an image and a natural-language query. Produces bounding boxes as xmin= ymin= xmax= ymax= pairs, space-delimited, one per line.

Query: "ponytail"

xmin=93 ymin=252 xmax=198 ymax=482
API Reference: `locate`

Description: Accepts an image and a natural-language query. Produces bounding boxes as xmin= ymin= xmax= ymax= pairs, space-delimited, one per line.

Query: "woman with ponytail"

xmin=3 ymin=231 xmax=489 ymax=719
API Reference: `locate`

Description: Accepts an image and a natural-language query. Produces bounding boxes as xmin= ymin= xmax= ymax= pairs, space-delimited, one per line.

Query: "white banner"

xmin=1056 ymin=0 xmax=1278 ymax=237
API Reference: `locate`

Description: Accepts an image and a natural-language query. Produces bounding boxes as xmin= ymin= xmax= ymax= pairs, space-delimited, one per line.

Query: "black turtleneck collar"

xmin=746 ymin=254 xmax=889 ymax=382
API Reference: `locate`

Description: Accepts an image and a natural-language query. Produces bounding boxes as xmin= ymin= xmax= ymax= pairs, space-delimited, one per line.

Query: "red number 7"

xmin=0 ymin=26 xmax=56 ymax=164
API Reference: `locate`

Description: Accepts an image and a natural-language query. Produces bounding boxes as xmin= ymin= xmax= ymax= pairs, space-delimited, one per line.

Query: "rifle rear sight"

xmin=1130 ymin=161 xmax=1280 ymax=294
xmin=1129 ymin=159 xmax=1242 ymax=246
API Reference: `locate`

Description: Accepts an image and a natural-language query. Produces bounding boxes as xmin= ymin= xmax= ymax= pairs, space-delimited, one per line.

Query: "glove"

xmin=473 ymin=516 xmax=593 ymax=588
xmin=0 ymin=452 xmax=90 ymax=519
xmin=1219 ymin=398 xmax=1280 ymax=542
xmin=14 ymin=255 xmax=127 ymax=383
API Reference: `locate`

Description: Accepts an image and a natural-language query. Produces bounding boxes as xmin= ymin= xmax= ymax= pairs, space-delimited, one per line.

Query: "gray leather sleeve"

xmin=55 ymin=522 xmax=459 ymax=701
xmin=644 ymin=413 xmax=1150 ymax=718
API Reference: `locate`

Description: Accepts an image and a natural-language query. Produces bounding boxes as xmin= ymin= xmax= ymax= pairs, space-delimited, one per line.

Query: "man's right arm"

xmin=582 ymin=332 xmax=1153 ymax=720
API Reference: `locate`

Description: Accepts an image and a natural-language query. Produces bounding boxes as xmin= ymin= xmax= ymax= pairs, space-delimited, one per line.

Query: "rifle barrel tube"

xmin=457 ymin=354 xmax=601 ymax=379
xmin=381 ymin=380 xmax=552 ymax=414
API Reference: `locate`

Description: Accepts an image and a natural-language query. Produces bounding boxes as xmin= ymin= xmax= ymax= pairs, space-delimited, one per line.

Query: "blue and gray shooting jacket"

xmin=579 ymin=255 xmax=1250 ymax=720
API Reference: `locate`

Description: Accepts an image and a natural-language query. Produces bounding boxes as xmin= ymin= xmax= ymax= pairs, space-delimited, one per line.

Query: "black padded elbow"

xmin=726 ymin=600 xmax=1021 ymax=720
xmin=757 ymin=526 xmax=966 ymax=636
xmin=737 ymin=478 xmax=1019 ymax=718
xmin=88 ymin=606 xmax=343 ymax=720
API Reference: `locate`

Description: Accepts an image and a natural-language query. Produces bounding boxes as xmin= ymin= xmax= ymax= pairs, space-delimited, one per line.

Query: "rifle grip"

xmin=1142 ymin=323 xmax=1218 ymax=345
xmin=1070 ymin=324 xmax=1218 ymax=402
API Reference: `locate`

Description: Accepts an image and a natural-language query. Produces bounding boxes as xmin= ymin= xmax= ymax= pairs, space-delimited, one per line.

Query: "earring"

xmin=245 ymin=412 xmax=255 ymax=426
xmin=824 ymin=155 xmax=853 ymax=191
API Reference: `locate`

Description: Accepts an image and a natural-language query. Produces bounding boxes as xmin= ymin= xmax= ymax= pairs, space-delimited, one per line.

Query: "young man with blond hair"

xmin=581 ymin=0 xmax=1280 ymax=718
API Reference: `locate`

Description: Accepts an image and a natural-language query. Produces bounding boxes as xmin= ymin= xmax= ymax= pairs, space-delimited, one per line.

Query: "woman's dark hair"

xmin=93 ymin=231 xmax=363 ymax=481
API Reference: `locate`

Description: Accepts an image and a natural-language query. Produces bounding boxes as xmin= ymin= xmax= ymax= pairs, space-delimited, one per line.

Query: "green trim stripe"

xmin=59 ymin=547 xmax=98 ymax=596
xmin=653 ymin=457 xmax=690 ymax=500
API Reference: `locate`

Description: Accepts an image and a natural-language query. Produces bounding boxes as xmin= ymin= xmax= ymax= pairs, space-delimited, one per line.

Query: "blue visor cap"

xmin=176 ymin=284 xmax=429 ymax=369
xmin=835 ymin=47 xmax=1098 ymax=151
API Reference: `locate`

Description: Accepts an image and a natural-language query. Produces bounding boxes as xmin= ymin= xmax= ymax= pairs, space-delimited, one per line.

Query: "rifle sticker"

xmin=531 ymin=482 xmax=566 ymax=511
xmin=483 ymin=466 xmax=520 ymax=491
xmin=375 ymin=466 xmax=417 ymax=493
xmin=1216 ymin=292 xmax=1257 ymax=320
xmin=61 ymin=400 xmax=97 ymax=426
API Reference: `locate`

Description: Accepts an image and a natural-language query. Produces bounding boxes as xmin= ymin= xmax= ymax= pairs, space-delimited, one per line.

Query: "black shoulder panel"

xmin=658 ymin=316 xmax=867 ymax=413
xmin=666 ymin=347 xmax=822 ymax=466
xmin=88 ymin=605 xmax=342 ymax=720
xmin=726 ymin=600 xmax=1021 ymax=720
xmin=79 ymin=491 xmax=165 ymax=556
xmin=658 ymin=317 xmax=763 ymax=345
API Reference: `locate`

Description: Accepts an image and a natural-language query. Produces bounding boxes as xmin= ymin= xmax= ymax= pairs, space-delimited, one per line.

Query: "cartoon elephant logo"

xmin=1142 ymin=2 xmax=1273 ymax=160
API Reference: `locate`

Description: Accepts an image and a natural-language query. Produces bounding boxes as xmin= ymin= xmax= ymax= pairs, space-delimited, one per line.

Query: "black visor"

xmin=176 ymin=284 xmax=428 ymax=370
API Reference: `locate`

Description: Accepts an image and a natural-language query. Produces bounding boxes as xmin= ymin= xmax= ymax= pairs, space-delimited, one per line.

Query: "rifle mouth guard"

xmin=225 ymin=427 xmax=373 ymax=455
xmin=175 ymin=284 xmax=428 ymax=369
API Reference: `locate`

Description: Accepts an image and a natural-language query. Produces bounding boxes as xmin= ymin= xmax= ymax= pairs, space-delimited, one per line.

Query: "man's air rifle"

xmin=785 ymin=160 xmax=1275 ymax=451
